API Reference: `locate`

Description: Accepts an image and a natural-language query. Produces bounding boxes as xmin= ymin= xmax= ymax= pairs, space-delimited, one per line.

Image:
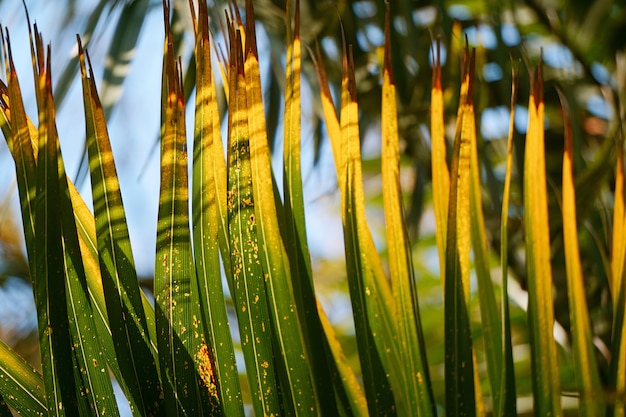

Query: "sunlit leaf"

xmin=281 ymin=1 xmax=343 ymax=414
xmin=190 ymin=1 xmax=243 ymax=415
xmin=430 ymin=38 xmax=449 ymax=280
xmin=78 ymin=38 xmax=162 ymax=416
xmin=339 ymin=42 xmax=398 ymax=415
xmin=0 ymin=341 xmax=46 ymax=416
xmin=382 ymin=8 xmax=435 ymax=417
xmin=523 ymin=62 xmax=562 ymax=417
xmin=559 ymin=90 xmax=604 ymax=417
xmin=444 ymin=47 xmax=475 ymax=417
xmin=225 ymin=17 xmax=281 ymax=416
xmin=497 ymin=64 xmax=518 ymax=417
xmin=153 ymin=2 xmax=217 ymax=413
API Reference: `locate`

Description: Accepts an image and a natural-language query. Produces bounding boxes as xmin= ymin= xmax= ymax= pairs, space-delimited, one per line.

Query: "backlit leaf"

xmin=523 ymin=62 xmax=562 ymax=417
xmin=559 ymin=90 xmax=603 ymax=417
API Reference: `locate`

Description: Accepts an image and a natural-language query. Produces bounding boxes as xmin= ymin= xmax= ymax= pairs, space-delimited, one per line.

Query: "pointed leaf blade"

xmin=190 ymin=1 xmax=242 ymax=415
xmin=523 ymin=63 xmax=562 ymax=417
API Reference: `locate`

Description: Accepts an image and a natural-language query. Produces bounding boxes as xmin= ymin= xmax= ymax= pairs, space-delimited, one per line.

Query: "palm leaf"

xmin=609 ymin=123 xmax=626 ymax=417
xmin=381 ymin=7 xmax=435 ymax=416
xmin=281 ymin=1 xmax=344 ymax=414
xmin=430 ymin=38 xmax=450 ymax=280
xmin=308 ymin=38 xmax=371 ymax=417
xmin=77 ymin=38 xmax=163 ymax=416
xmin=225 ymin=16 xmax=281 ymax=416
xmin=497 ymin=65 xmax=518 ymax=417
xmin=339 ymin=44 xmax=397 ymax=416
xmin=559 ymin=90 xmax=604 ymax=416
xmin=523 ymin=62 xmax=562 ymax=417
xmin=153 ymin=2 xmax=217 ymax=413
xmin=7 ymin=28 xmax=81 ymax=415
xmin=443 ymin=47 xmax=476 ymax=417
xmin=0 ymin=340 xmax=46 ymax=416
xmin=1 ymin=34 xmax=160 ymax=417
xmin=242 ymin=1 xmax=319 ymax=414
xmin=466 ymin=48 xmax=511 ymax=417
xmin=189 ymin=1 xmax=244 ymax=415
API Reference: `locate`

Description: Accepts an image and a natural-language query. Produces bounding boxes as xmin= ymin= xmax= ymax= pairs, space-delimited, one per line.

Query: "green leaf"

xmin=2 ymin=43 xmax=38 ymax=274
xmin=30 ymin=35 xmax=81 ymax=416
xmin=608 ymin=64 xmax=626 ymax=415
xmin=191 ymin=1 xmax=243 ymax=415
xmin=0 ymin=341 xmax=46 ymax=416
xmin=339 ymin=45 xmax=397 ymax=416
xmin=154 ymin=3 xmax=217 ymax=414
xmin=465 ymin=49 xmax=511 ymax=417
xmin=443 ymin=48 xmax=476 ymax=417
xmin=243 ymin=1 xmax=318 ymax=414
xmin=281 ymin=1 xmax=341 ymax=414
xmin=78 ymin=39 xmax=163 ymax=416
xmin=497 ymin=66 xmax=518 ymax=417
xmin=60 ymin=131 xmax=121 ymax=417
xmin=2 ymin=34 xmax=158 ymax=417
xmin=381 ymin=8 xmax=435 ymax=416
xmin=225 ymin=19 xmax=281 ymax=416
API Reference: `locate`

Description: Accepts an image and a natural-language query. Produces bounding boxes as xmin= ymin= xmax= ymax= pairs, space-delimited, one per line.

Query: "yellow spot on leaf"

xmin=195 ymin=340 xmax=219 ymax=399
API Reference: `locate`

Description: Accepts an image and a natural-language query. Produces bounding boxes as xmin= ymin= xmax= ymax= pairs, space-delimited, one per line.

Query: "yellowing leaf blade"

xmin=523 ymin=64 xmax=561 ymax=417
xmin=559 ymin=92 xmax=604 ymax=417
xmin=431 ymin=39 xmax=450 ymax=279
xmin=381 ymin=9 xmax=435 ymax=417
xmin=444 ymin=49 xmax=475 ymax=417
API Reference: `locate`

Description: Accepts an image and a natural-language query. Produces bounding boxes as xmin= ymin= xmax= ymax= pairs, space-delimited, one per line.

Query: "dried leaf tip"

xmin=187 ymin=0 xmax=197 ymax=35
xmin=295 ymin=0 xmax=300 ymax=39
xmin=76 ymin=35 xmax=87 ymax=77
xmin=347 ymin=45 xmax=357 ymax=102
xmin=383 ymin=2 xmax=393 ymax=83
xmin=244 ymin=0 xmax=258 ymax=56
xmin=466 ymin=49 xmax=476 ymax=104
xmin=431 ymin=38 xmax=442 ymax=90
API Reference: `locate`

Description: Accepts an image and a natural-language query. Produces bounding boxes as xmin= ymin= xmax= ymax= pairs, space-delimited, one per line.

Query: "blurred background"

xmin=1 ymin=0 xmax=625 ymax=414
